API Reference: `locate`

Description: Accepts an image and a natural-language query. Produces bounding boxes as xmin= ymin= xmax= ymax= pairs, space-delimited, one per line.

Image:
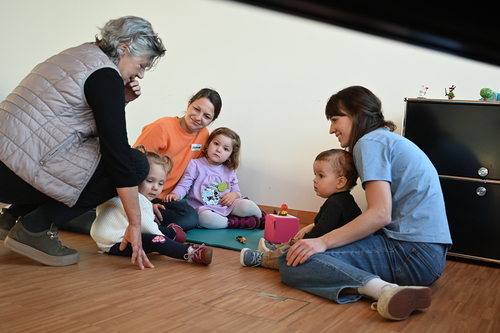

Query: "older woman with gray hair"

xmin=0 ymin=16 xmax=166 ymax=269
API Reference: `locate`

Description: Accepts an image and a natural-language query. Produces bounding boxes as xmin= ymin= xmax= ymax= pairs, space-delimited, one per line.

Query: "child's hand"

xmin=152 ymin=203 xmax=165 ymax=225
xmin=294 ymin=223 xmax=314 ymax=239
xmin=163 ymin=193 xmax=179 ymax=203
xmin=219 ymin=192 xmax=240 ymax=206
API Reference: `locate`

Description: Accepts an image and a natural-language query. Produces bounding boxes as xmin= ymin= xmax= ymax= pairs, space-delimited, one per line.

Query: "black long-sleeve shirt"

xmin=304 ymin=191 xmax=362 ymax=239
xmin=84 ymin=67 xmax=138 ymax=188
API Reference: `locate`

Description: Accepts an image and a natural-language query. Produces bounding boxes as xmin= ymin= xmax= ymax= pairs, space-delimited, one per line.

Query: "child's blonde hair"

xmin=202 ymin=127 xmax=241 ymax=170
xmin=315 ymin=149 xmax=358 ymax=190
xmin=135 ymin=145 xmax=173 ymax=177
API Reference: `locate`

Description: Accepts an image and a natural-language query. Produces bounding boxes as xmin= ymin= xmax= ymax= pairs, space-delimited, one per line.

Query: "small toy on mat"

xmin=236 ymin=236 xmax=247 ymax=243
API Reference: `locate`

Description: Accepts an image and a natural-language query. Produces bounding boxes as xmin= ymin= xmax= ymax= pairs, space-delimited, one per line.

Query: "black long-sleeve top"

xmin=83 ymin=67 xmax=138 ymax=188
xmin=304 ymin=191 xmax=362 ymax=239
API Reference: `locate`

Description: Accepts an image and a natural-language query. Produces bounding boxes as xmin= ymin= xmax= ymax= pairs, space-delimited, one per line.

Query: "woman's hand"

xmin=120 ymin=223 xmax=153 ymax=269
xmin=219 ymin=192 xmax=240 ymax=206
xmin=116 ymin=187 xmax=154 ymax=269
xmin=124 ymin=79 xmax=141 ymax=103
xmin=285 ymin=237 xmax=327 ymax=267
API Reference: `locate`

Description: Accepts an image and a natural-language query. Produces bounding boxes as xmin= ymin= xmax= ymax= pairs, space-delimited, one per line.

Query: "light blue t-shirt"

xmin=353 ymin=128 xmax=452 ymax=244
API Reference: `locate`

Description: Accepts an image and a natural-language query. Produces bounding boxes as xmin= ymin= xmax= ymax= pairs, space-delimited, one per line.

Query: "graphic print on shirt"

xmin=201 ymin=181 xmax=227 ymax=205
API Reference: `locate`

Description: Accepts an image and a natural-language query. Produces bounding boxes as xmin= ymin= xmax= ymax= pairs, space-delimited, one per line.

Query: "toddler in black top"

xmin=240 ymin=149 xmax=361 ymax=269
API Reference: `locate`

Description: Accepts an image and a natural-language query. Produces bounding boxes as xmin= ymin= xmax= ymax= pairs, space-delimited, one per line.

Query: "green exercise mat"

xmin=185 ymin=228 xmax=264 ymax=251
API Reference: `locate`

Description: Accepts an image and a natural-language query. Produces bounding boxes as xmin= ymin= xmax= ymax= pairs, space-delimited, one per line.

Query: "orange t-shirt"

xmin=133 ymin=116 xmax=209 ymax=198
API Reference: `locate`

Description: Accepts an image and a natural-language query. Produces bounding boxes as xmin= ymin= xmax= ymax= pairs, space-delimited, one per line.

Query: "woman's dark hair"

xmin=325 ymin=86 xmax=396 ymax=150
xmin=189 ymin=88 xmax=222 ymax=122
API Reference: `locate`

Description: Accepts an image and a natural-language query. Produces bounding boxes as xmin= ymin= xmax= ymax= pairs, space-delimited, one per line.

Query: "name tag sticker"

xmin=191 ymin=144 xmax=202 ymax=151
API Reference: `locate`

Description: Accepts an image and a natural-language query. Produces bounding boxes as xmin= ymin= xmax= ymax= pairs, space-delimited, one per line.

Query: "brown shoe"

xmin=184 ymin=244 xmax=213 ymax=265
xmin=166 ymin=223 xmax=186 ymax=243
xmin=4 ymin=220 xmax=79 ymax=266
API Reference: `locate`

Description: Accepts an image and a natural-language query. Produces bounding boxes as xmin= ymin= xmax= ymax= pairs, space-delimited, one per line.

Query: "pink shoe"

xmin=184 ymin=244 xmax=213 ymax=265
xmin=227 ymin=215 xmax=259 ymax=229
xmin=166 ymin=223 xmax=186 ymax=243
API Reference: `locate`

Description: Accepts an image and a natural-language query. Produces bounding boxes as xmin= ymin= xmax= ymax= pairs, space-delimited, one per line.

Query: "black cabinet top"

xmin=404 ymin=99 xmax=500 ymax=180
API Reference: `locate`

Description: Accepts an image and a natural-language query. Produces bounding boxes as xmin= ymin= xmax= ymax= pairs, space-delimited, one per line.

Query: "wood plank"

xmin=0 ymin=226 xmax=499 ymax=332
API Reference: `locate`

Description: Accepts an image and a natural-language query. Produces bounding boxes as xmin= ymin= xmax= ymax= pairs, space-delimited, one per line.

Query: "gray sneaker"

xmin=4 ymin=221 xmax=79 ymax=266
xmin=0 ymin=208 xmax=17 ymax=240
xmin=240 ymin=248 xmax=264 ymax=267
xmin=258 ymin=237 xmax=277 ymax=252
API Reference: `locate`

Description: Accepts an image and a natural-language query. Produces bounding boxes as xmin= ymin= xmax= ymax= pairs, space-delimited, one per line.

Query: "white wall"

xmin=2 ymin=0 xmax=500 ymax=212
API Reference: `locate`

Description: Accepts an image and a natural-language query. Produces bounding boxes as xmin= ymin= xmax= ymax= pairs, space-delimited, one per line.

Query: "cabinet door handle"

xmin=478 ymin=167 xmax=489 ymax=177
xmin=476 ymin=186 xmax=487 ymax=196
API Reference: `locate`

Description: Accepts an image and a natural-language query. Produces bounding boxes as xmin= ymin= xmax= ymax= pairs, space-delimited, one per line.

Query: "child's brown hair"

xmin=135 ymin=145 xmax=173 ymax=177
xmin=202 ymin=127 xmax=241 ymax=170
xmin=315 ymin=149 xmax=358 ymax=190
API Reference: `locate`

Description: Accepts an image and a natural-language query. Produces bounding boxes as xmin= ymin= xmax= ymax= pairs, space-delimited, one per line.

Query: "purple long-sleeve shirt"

xmin=171 ymin=157 xmax=242 ymax=216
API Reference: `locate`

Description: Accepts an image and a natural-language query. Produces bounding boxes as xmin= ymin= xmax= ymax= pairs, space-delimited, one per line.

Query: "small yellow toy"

xmin=236 ymin=236 xmax=247 ymax=243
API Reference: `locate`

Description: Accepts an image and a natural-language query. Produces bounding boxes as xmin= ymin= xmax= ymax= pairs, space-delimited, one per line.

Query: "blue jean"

xmin=152 ymin=199 xmax=199 ymax=231
xmin=278 ymin=234 xmax=448 ymax=304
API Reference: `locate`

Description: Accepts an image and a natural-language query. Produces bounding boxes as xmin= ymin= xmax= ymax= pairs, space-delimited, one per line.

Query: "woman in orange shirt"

xmin=133 ymin=88 xmax=222 ymax=231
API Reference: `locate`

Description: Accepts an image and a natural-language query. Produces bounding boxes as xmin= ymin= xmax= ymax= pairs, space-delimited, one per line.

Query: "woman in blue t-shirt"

xmin=278 ymin=85 xmax=452 ymax=321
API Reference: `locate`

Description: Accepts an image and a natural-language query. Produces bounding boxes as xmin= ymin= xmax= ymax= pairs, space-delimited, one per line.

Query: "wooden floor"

xmin=0 ymin=204 xmax=499 ymax=332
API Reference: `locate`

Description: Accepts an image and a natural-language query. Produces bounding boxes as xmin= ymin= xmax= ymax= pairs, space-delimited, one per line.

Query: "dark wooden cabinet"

xmin=404 ymin=98 xmax=500 ymax=263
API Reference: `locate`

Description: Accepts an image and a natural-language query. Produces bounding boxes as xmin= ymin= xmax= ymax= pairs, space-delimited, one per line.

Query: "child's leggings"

xmin=198 ymin=199 xmax=262 ymax=229
xmin=108 ymin=233 xmax=190 ymax=259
